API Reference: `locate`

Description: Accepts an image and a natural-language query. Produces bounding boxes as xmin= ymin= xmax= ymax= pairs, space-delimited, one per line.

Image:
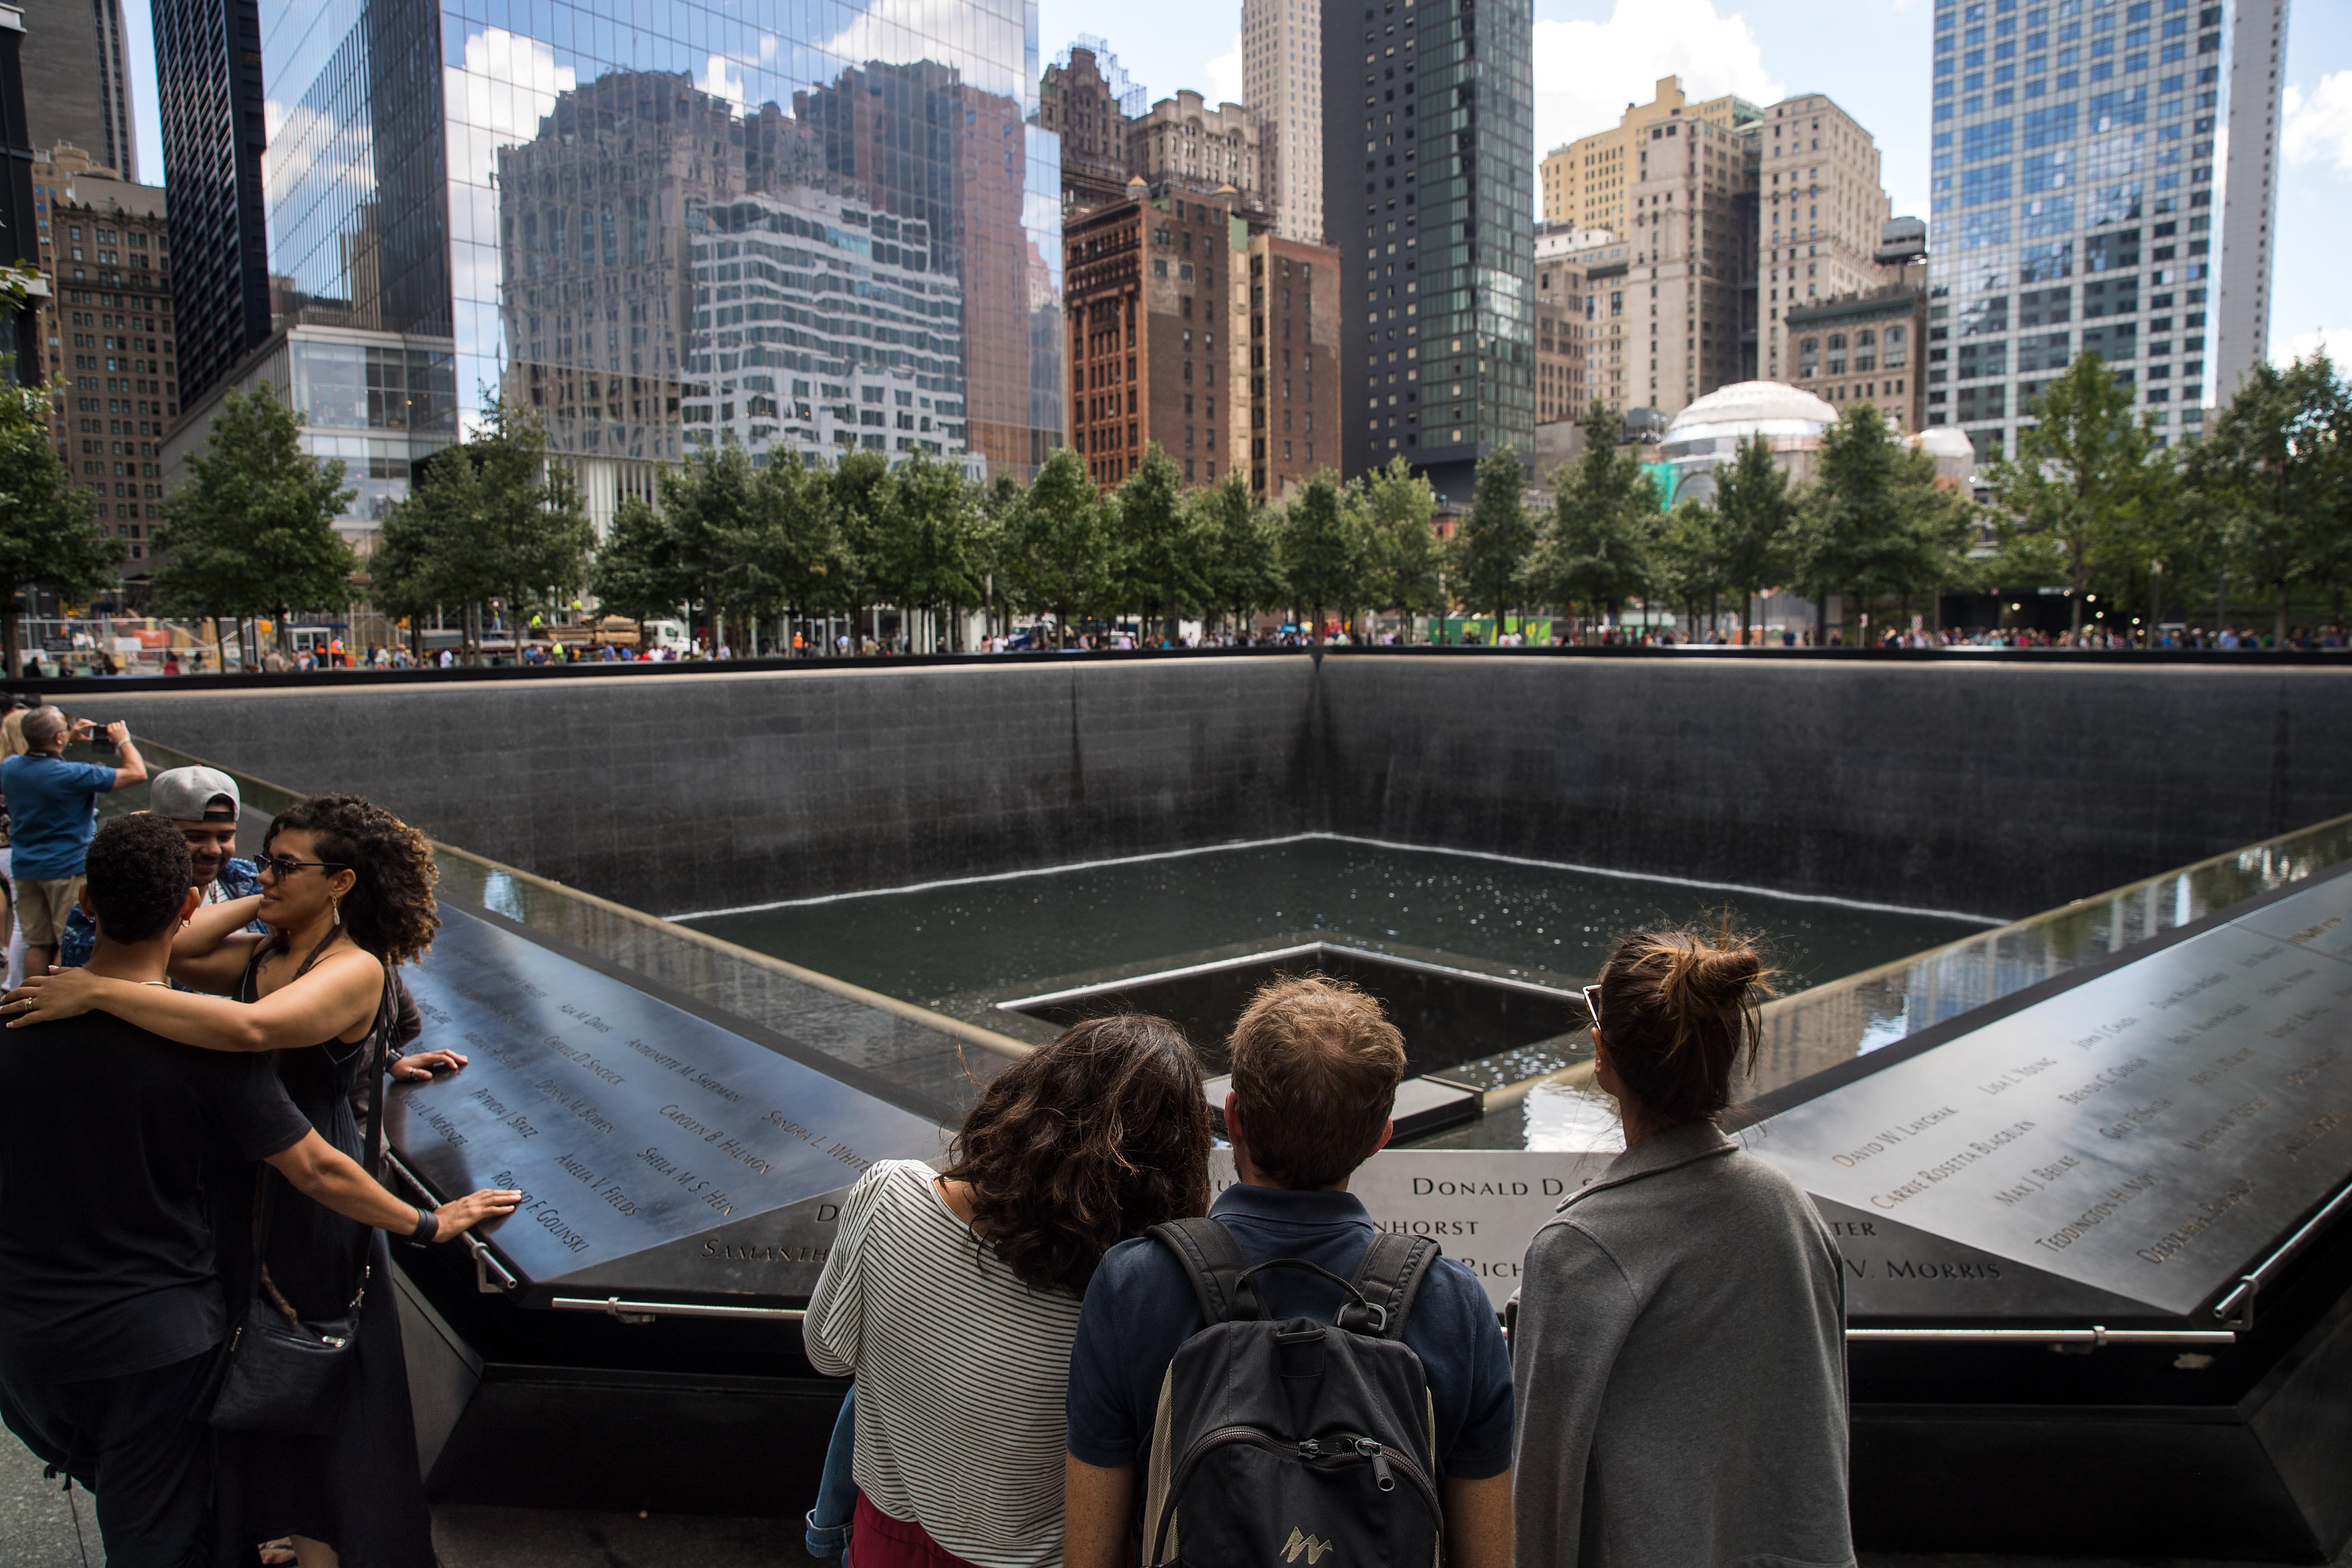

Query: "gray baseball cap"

xmin=149 ymin=766 xmax=242 ymax=824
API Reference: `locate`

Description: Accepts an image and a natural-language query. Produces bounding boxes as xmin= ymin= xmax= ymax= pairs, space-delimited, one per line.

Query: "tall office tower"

xmin=1041 ymin=41 xmax=1144 ymax=210
xmin=1927 ymin=0 xmax=2288 ymax=458
xmin=20 ymin=0 xmax=136 ymax=181
xmin=1243 ymin=0 xmax=1324 ymax=243
xmin=1614 ymin=110 xmax=1758 ymax=418
xmin=159 ymin=0 xmax=1064 ymax=556
xmin=151 ymin=0 xmax=270 ymax=407
xmin=0 ymin=4 xmax=38 ymax=379
xmin=1756 ymin=96 xmax=1897 ymax=385
xmin=1324 ymin=0 xmax=1535 ymax=501
xmin=30 ymin=145 xmax=178 ymax=557
xmin=1540 ymin=78 xmax=1758 ymax=236
xmin=2214 ymin=0 xmax=2285 ymax=398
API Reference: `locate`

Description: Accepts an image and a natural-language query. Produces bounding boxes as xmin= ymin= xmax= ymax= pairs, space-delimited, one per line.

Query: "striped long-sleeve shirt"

xmin=804 ymin=1160 xmax=1084 ymax=1568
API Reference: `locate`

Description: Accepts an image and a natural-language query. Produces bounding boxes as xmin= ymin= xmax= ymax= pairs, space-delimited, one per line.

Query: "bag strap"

xmin=1147 ymin=1217 xmax=1253 ymax=1326
xmin=1343 ymin=1234 xmax=1441 ymax=1340
xmin=362 ymin=968 xmax=396 ymax=1182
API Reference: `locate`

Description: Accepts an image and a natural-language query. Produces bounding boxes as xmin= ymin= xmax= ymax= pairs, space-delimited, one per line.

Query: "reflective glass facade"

xmin=222 ymin=0 xmax=1058 ymax=501
xmin=1925 ymin=0 xmax=2280 ymax=459
xmin=1324 ymin=0 xmax=1534 ymax=502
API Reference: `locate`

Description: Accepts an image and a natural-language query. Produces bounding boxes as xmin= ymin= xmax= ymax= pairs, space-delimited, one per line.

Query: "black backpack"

xmin=1138 ymin=1217 xmax=1446 ymax=1568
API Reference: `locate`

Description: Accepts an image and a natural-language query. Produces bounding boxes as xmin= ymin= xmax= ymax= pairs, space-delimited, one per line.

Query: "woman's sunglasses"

xmin=1581 ymin=983 xmax=1603 ymax=1030
xmin=255 ymin=854 xmax=347 ymax=882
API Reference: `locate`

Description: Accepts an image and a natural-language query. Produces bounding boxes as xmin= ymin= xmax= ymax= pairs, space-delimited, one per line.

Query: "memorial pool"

xmin=680 ymin=836 xmax=1988 ymax=1047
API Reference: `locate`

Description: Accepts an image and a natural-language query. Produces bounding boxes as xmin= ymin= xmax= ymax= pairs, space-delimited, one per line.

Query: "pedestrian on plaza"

xmin=803 ymin=1015 xmax=1214 ymax=1568
xmin=61 ymin=764 xmax=265 ymax=969
xmin=1 ymin=706 xmax=146 ymax=976
xmin=0 ymin=814 xmax=516 ymax=1568
xmin=1510 ymin=927 xmax=1851 ymax=1568
xmin=1063 ymin=977 xmax=1516 ymax=1568
xmin=5 ymin=795 xmax=473 ymax=1567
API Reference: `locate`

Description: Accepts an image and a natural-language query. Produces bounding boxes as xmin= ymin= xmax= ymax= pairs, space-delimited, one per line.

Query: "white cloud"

xmin=1206 ymin=33 xmax=1243 ymax=107
xmin=698 ymin=52 xmax=749 ymax=110
xmin=444 ymin=28 xmax=576 ymax=193
xmin=1531 ymin=0 xmax=1784 ymax=163
xmin=818 ymin=0 xmax=1022 ymax=97
xmin=2283 ymin=73 xmax=2352 ymax=175
xmin=2282 ymin=328 xmax=2352 ymax=368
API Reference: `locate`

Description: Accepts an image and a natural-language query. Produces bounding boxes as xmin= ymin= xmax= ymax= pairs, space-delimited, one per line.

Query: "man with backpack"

xmin=1063 ymin=976 xmax=1515 ymax=1568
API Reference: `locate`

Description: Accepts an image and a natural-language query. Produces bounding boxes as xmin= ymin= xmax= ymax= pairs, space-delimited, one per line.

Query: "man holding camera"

xmin=0 ymin=708 xmax=145 ymax=976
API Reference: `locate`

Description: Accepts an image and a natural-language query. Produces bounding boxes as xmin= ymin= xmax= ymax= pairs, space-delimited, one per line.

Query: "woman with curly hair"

xmin=5 ymin=793 xmax=464 ymax=1568
xmin=803 ymin=1014 xmax=1213 ymax=1568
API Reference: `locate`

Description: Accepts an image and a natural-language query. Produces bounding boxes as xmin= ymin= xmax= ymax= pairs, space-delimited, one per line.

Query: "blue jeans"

xmin=805 ymin=1384 xmax=856 ymax=1557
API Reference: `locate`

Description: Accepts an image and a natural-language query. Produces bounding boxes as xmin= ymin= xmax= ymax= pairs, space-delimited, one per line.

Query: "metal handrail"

xmin=550 ymin=1295 xmax=806 ymax=1323
xmin=1847 ymin=1326 xmax=2235 ymax=1345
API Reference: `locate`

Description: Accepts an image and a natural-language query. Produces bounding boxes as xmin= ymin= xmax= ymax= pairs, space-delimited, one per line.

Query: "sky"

xmin=116 ymin=0 xmax=2352 ymax=370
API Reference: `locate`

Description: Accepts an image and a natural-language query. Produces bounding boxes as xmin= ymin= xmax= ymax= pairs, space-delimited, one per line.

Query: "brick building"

xmin=31 ymin=144 xmax=178 ymax=560
xmin=1785 ymin=281 xmax=1926 ymax=433
xmin=1039 ymin=42 xmax=1142 ymax=211
xmin=1064 ymin=180 xmax=1336 ymax=496
xmin=1534 ymin=252 xmax=1588 ymax=426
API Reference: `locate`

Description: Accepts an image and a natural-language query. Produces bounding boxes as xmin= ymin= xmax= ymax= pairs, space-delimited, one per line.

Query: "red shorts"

xmin=848 ymin=1491 xmax=989 ymax=1568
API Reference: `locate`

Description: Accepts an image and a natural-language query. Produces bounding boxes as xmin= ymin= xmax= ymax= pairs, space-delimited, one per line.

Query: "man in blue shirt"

xmin=1062 ymin=977 xmax=1516 ymax=1568
xmin=59 ymin=764 xmax=261 ymax=970
xmin=1 ymin=707 xmax=145 ymax=976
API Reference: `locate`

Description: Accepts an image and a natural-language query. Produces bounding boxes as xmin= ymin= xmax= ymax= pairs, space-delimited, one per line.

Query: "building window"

xmin=1798 ymin=337 xmax=1818 ymax=377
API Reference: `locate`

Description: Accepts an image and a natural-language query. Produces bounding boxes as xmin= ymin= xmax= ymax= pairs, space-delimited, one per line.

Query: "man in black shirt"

xmin=0 ymin=814 xmax=519 ymax=1566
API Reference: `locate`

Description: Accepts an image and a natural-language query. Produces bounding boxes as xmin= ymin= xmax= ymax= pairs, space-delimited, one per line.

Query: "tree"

xmin=1457 ymin=449 xmax=1536 ymax=634
xmin=827 ymin=449 xmax=893 ymax=648
xmin=1194 ymin=476 xmax=1282 ymax=640
xmin=1004 ymin=447 xmax=1106 ymax=646
xmin=874 ymin=452 xmax=982 ymax=652
xmin=150 ymin=384 xmax=352 ymax=660
xmin=756 ymin=450 xmax=851 ymax=650
xmin=1650 ymin=499 xmax=1729 ymax=640
xmin=1541 ymin=403 xmax=1659 ymax=640
xmin=1981 ymin=353 xmax=2161 ymax=634
xmin=655 ymin=437 xmax=763 ymax=650
xmin=587 ymin=493 xmax=687 ymax=641
xmin=0 ymin=382 xmax=118 ymax=673
xmin=1361 ymin=456 xmax=1446 ymax=639
xmin=1109 ymin=444 xmax=1204 ymax=643
xmin=1710 ymin=435 xmax=1799 ymax=645
xmin=1277 ymin=472 xmax=1367 ymax=641
xmin=1796 ymin=402 xmax=1950 ymax=644
xmin=2187 ymin=352 xmax=2349 ymax=643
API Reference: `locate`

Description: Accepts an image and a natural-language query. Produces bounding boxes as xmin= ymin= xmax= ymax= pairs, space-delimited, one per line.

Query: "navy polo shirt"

xmin=1066 ymin=1182 xmax=1515 ymax=1481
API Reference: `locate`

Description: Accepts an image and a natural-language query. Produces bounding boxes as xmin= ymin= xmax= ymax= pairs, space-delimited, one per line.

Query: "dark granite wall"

xmin=98 ymin=655 xmax=2352 ymax=920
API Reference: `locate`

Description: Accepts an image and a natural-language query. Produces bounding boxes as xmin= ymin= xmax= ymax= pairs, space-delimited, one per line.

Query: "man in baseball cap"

xmin=59 ymin=766 xmax=263 ymax=969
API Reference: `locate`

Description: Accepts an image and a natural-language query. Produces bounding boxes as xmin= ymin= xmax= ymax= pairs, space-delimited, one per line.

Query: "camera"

xmin=78 ymin=719 xmax=118 ymax=747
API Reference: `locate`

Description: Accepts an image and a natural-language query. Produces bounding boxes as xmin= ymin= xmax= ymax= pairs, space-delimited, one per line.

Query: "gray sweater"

xmin=1511 ymin=1121 xmax=1853 ymax=1568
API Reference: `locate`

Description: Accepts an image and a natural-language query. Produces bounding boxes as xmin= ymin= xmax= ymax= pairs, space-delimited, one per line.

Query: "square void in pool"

xmin=996 ymin=941 xmax=1590 ymax=1081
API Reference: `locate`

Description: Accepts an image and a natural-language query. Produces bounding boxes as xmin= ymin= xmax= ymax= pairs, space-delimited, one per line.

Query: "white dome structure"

xmin=1908 ymin=425 xmax=1979 ymax=485
xmin=1657 ymin=381 xmax=1839 ymax=506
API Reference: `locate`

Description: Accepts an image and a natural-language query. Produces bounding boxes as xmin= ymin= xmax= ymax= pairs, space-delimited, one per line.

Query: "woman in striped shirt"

xmin=805 ymin=1015 xmax=1213 ymax=1568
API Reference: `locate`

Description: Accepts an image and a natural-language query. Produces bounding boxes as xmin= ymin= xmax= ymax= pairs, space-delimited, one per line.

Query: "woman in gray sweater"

xmin=1512 ymin=929 xmax=1853 ymax=1568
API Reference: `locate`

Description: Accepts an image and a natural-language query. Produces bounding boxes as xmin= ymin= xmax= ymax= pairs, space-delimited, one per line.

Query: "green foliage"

xmin=1194 ymin=475 xmax=1282 ymax=635
xmin=151 ymin=384 xmax=352 ymax=631
xmin=1711 ymin=434 xmax=1800 ymax=640
xmin=1361 ymin=456 xmax=1446 ymax=629
xmin=1457 ymin=448 xmax=1535 ymax=625
xmin=1109 ymin=445 xmax=1206 ymax=636
xmin=1980 ymin=353 xmax=2164 ymax=631
xmin=374 ymin=398 xmax=591 ymax=636
xmin=1649 ymin=499 xmax=1728 ymax=628
xmin=1277 ymin=472 xmax=1369 ymax=637
xmin=874 ymin=452 xmax=983 ymax=644
xmin=587 ymin=493 xmax=686 ymax=626
xmin=1795 ymin=402 xmax=1965 ymax=637
xmin=0 ymin=380 xmax=118 ymax=667
xmin=2187 ymin=352 xmax=2350 ymax=641
xmin=1541 ymin=402 xmax=1659 ymax=637
xmin=1004 ymin=447 xmax=1106 ymax=644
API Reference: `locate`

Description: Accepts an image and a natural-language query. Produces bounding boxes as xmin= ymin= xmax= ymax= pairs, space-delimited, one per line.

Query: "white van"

xmin=643 ymin=619 xmax=693 ymax=655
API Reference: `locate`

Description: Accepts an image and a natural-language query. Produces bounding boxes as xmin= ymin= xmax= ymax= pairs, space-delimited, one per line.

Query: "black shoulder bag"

xmin=210 ymin=967 xmax=401 ymax=1435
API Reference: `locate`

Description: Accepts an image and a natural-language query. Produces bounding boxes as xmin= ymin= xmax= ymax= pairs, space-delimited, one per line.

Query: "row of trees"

xmin=0 ymin=340 xmax=2344 ymax=663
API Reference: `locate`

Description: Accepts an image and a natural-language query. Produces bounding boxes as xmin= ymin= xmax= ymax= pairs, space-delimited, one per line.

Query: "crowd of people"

xmin=0 ymin=697 xmax=1853 ymax=1568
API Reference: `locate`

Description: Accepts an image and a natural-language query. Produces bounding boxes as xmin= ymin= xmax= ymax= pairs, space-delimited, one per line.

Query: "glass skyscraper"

xmin=1322 ymin=0 xmax=1534 ymax=504
xmin=1926 ymin=0 xmax=2285 ymax=459
xmin=160 ymin=0 xmax=1062 ymax=525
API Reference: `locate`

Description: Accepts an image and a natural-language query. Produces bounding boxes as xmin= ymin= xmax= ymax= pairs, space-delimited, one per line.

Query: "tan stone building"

xmin=1129 ymin=93 xmax=1265 ymax=212
xmin=1241 ymin=0 xmax=1323 ymax=245
xmin=1756 ymin=94 xmax=1897 ymax=387
xmin=1614 ymin=111 xmax=1759 ymax=419
xmin=1534 ymin=252 xmax=1587 ymax=426
xmin=1785 ymin=282 xmax=1926 ymax=433
xmin=1039 ymin=43 xmax=1142 ymax=210
xmin=1541 ymin=77 xmax=1759 ymax=236
xmin=1559 ymin=233 xmax=1634 ymax=416
xmin=30 ymin=144 xmax=180 ymax=561
xmin=1065 ymin=182 xmax=1334 ymax=497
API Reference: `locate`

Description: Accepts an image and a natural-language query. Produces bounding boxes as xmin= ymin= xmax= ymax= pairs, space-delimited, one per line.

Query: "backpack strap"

xmin=1341 ymin=1234 xmax=1441 ymax=1340
xmin=1148 ymin=1218 xmax=1256 ymax=1326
